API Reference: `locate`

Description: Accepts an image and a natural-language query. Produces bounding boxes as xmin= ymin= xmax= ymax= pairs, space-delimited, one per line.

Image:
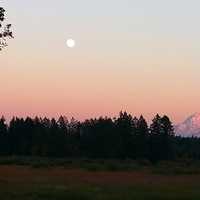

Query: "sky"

xmin=1 ymin=0 xmax=200 ymax=123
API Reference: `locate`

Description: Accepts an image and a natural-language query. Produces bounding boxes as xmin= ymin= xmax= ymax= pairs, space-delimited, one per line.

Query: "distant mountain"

xmin=175 ymin=113 xmax=200 ymax=137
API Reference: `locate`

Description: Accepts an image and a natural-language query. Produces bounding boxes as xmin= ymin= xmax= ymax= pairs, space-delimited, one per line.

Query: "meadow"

xmin=0 ymin=157 xmax=200 ymax=200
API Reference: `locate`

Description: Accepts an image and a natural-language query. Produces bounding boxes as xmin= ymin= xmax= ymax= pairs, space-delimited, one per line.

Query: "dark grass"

xmin=0 ymin=156 xmax=200 ymax=174
xmin=0 ymin=156 xmax=149 ymax=171
xmin=1 ymin=157 xmax=200 ymax=199
xmin=1 ymin=183 xmax=200 ymax=200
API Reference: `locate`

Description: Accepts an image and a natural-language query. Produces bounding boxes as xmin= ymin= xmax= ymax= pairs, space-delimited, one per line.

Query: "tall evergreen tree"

xmin=115 ymin=112 xmax=134 ymax=158
xmin=150 ymin=114 xmax=175 ymax=162
xmin=160 ymin=115 xmax=175 ymax=160
xmin=0 ymin=116 xmax=8 ymax=155
xmin=149 ymin=114 xmax=163 ymax=162
xmin=136 ymin=115 xmax=149 ymax=159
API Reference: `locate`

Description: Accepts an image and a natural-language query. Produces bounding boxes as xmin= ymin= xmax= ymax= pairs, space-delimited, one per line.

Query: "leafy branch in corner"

xmin=0 ymin=7 xmax=13 ymax=50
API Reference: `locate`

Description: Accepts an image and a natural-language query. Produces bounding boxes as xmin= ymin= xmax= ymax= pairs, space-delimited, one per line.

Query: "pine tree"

xmin=150 ymin=114 xmax=175 ymax=162
xmin=136 ymin=115 xmax=149 ymax=159
xmin=160 ymin=115 xmax=175 ymax=160
xmin=115 ymin=111 xmax=134 ymax=158
xmin=149 ymin=114 xmax=163 ymax=162
xmin=0 ymin=116 xmax=8 ymax=155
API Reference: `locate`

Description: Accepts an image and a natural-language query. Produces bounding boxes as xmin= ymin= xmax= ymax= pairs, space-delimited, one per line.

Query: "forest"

xmin=0 ymin=112 xmax=199 ymax=162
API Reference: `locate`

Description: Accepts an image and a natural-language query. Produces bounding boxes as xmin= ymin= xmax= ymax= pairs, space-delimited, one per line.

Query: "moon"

xmin=67 ymin=39 xmax=75 ymax=48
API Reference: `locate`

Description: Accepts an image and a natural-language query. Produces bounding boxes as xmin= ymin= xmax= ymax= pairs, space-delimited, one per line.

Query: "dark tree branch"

xmin=0 ymin=7 xmax=13 ymax=50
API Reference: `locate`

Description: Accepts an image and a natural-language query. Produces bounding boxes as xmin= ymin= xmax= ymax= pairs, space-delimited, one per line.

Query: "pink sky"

xmin=1 ymin=0 xmax=200 ymax=124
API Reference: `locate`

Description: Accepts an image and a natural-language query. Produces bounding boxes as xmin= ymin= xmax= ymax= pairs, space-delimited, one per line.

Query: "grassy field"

xmin=0 ymin=157 xmax=200 ymax=199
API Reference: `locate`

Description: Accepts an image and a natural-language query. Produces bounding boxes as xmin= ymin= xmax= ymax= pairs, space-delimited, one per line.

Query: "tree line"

xmin=0 ymin=112 xmax=199 ymax=162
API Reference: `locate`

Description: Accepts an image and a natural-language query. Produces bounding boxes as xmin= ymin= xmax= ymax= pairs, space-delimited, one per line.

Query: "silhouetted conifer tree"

xmin=136 ymin=115 xmax=149 ymax=159
xmin=0 ymin=116 xmax=8 ymax=155
xmin=115 ymin=112 xmax=134 ymax=158
xmin=149 ymin=114 xmax=175 ymax=162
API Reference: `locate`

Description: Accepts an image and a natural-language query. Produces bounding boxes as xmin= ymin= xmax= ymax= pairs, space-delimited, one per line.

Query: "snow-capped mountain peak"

xmin=175 ymin=113 xmax=200 ymax=137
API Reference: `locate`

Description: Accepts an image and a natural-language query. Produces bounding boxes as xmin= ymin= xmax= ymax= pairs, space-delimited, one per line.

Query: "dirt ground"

xmin=0 ymin=165 xmax=200 ymax=187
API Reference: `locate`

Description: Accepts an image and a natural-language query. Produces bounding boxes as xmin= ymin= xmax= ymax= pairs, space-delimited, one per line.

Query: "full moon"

xmin=67 ymin=39 xmax=75 ymax=48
